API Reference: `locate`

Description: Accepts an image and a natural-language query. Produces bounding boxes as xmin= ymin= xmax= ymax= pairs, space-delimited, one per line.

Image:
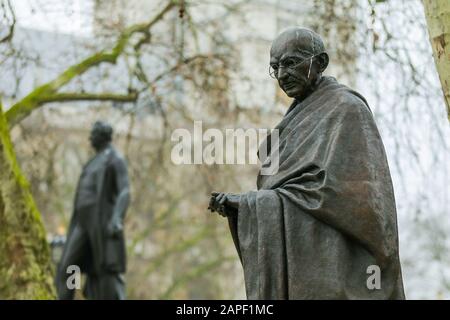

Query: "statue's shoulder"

xmin=330 ymin=82 xmax=372 ymax=117
xmin=108 ymin=147 xmax=127 ymax=168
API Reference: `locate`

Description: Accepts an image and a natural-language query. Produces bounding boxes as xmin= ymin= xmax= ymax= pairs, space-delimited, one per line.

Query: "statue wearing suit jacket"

xmin=56 ymin=121 xmax=130 ymax=300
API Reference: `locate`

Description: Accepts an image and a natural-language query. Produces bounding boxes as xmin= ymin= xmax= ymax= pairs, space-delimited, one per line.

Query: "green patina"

xmin=0 ymin=103 xmax=55 ymax=299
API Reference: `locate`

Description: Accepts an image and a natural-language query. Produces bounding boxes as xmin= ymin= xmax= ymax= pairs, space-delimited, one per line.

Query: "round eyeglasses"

xmin=269 ymin=53 xmax=321 ymax=79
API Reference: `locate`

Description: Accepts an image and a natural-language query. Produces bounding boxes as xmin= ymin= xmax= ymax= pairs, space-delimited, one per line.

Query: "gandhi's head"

xmin=270 ymin=27 xmax=329 ymax=100
xmin=89 ymin=121 xmax=113 ymax=152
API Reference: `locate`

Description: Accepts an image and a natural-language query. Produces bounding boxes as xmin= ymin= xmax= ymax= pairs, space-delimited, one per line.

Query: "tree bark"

xmin=0 ymin=103 xmax=55 ymax=299
xmin=423 ymin=0 xmax=450 ymax=120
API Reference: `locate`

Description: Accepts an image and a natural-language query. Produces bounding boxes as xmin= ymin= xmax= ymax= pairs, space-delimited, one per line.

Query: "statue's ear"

xmin=317 ymin=52 xmax=329 ymax=72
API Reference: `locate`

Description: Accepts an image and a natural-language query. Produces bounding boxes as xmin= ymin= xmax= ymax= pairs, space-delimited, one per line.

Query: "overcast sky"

xmin=12 ymin=0 xmax=93 ymax=35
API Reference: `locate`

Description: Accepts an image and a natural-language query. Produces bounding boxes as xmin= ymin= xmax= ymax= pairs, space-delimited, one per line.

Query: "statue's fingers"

xmin=219 ymin=194 xmax=227 ymax=206
xmin=208 ymin=197 xmax=215 ymax=209
xmin=213 ymin=194 xmax=225 ymax=212
xmin=219 ymin=205 xmax=227 ymax=217
xmin=215 ymin=193 xmax=225 ymax=204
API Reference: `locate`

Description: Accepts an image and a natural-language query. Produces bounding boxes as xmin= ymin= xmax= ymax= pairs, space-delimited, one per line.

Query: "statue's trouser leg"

xmin=84 ymin=273 xmax=126 ymax=300
xmin=56 ymin=224 xmax=89 ymax=299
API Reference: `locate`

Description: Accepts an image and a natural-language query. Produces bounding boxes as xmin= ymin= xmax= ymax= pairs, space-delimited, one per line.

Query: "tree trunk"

xmin=0 ymin=103 xmax=55 ymax=299
xmin=423 ymin=0 xmax=450 ymax=120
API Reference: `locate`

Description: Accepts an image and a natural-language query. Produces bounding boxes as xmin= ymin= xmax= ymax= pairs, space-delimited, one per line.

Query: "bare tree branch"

xmin=5 ymin=0 xmax=176 ymax=126
xmin=0 ymin=0 xmax=15 ymax=44
xmin=39 ymin=92 xmax=138 ymax=104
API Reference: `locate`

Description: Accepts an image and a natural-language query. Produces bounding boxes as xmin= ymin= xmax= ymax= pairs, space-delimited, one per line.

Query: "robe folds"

xmin=228 ymin=76 xmax=405 ymax=300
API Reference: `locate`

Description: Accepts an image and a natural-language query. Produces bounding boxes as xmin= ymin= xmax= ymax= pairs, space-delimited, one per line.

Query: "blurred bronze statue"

xmin=56 ymin=121 xmax=130 ymax=300
xmin=209 ymin=27 xmax=405 ymax=299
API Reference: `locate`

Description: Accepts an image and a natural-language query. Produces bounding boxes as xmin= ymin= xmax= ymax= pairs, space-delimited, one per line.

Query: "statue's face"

xmin=270 ymin=32 xmax=322 ymax=99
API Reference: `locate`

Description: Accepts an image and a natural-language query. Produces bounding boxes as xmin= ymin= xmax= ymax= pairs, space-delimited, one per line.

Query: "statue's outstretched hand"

xmin=208 ymin=192 xmax=240 ymax=217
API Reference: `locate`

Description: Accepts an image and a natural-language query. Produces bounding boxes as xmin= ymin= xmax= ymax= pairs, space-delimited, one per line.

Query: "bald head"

xmin=269 ymin=27 xmax=329 ymax=100
xmin=270 ymin=27 xmax=326 ymax=58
